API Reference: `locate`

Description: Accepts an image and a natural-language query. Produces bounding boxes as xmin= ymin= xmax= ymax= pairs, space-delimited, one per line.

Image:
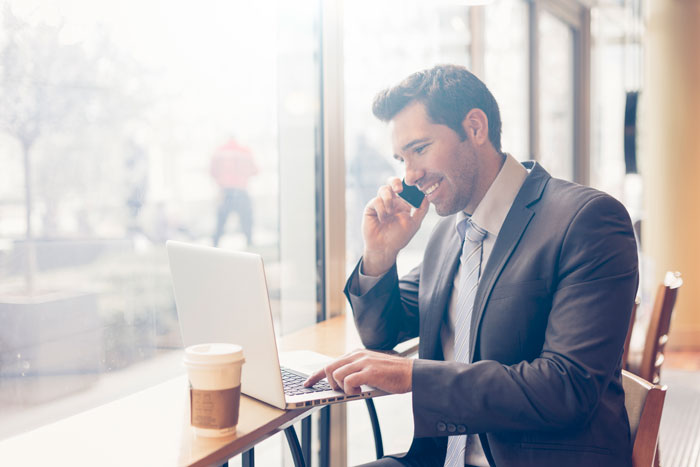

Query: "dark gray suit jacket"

xmin=345 ymin=162 xmax=638 ymax=467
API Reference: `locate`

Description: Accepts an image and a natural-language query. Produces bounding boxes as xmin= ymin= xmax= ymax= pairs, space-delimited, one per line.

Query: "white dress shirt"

xmin=358 ymin=154 xmax=528 ymax=466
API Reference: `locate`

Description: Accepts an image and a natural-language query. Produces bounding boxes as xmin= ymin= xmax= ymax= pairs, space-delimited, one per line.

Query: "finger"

xmin=312 ymin=351 xmax=362 ymax=391
xmin=396 ymin=195 xmax=419 ymax=212
xmin=344 ymin=369 xmax=371 ymax=395
xmin=326 ymin=350 xmax=368 ymax=391
xmin=368 ymin=196 xmax=389 ymax=223
xmin=377 ymin=185 xmax=396 ymax=216
xmin=324 ymin=364 xmax=343 ymax=391
xmin=331 ymin=358 xmax=367 ymax=392
xmin=303 ymin=368 xmax=326 ymax=387
xmin=387 ymin=177 xmax=403 ymax=193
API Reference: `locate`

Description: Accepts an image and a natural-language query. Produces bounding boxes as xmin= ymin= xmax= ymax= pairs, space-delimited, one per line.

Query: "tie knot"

xmin=459 ymin=218 xmax=487 ymax=244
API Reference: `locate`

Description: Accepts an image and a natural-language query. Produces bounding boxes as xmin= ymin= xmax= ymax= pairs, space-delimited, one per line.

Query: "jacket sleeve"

xmin=412 ymin=194 xmax=639 ymax=436
xmin=344 ymin=260 xmax=422 ymax=351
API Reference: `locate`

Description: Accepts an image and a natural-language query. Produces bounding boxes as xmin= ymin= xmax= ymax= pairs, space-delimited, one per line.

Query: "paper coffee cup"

xmin=184 ymin=343 xmax=245 ymax=437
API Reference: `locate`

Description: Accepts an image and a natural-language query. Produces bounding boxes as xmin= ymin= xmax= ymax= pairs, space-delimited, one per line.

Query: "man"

xmin=305 ymin=65 xmax=638 ymax=466
xmin=210 ymin=138 xmax=258 ymax=247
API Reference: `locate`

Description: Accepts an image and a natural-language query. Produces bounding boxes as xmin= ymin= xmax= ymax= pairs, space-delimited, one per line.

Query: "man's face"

xmin=391 ymin=101 xmax=479 ymax=216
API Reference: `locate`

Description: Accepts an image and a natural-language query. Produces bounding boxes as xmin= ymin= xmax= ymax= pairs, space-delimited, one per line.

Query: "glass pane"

xmin=484 ymin=0 xmax=529 ymax=161
xmin=344 ymin=0 xmax=472 ymax=280
xmin=538 ymin=10 xmax=575 ymax=181
xmin=0 ymin=0 xmax=321 ymax=444
xmin=590 ymin=3 xmax=642 ymax=203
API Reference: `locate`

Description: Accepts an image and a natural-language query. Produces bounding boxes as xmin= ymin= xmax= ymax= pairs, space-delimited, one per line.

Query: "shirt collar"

xmin=454 ymin=153 xmax=528 ymax=238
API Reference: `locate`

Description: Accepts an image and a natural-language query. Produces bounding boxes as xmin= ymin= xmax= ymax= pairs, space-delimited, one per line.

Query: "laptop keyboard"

xmin=281 ymin=367 xmax=332 ymax=396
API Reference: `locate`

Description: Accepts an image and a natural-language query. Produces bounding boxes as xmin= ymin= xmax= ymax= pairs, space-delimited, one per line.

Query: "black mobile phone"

xmin=398 ymin=179 xmax=425 ymax=208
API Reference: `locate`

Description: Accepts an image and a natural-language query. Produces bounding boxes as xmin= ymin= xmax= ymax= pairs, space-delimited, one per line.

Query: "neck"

xmin=463 ymin=149 xmax=506 ymax=214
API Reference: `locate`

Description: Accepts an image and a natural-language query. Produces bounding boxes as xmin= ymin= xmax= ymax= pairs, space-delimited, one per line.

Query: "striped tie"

xmin=444 ymin=218 xmax=487 ymax=467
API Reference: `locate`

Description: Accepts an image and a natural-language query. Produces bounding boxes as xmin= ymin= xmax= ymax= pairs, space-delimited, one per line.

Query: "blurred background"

xmin=1 ymin=0 xmax=698 ymax=465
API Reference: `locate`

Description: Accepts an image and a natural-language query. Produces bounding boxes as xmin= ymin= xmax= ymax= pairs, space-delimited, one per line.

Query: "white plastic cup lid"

xmin=184 ymin=343 xmax=245 ymax=366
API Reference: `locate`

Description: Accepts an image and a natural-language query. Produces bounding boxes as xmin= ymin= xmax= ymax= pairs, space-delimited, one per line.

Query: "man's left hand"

xmin=303 ymin=349 xmax=413 ymax=395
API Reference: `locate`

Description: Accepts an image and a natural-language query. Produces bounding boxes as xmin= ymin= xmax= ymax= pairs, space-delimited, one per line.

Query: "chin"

xmin=434 ymin=196 xmax=469 ymax=217
xmin=434 ymin=203 xmax=459 ymax=217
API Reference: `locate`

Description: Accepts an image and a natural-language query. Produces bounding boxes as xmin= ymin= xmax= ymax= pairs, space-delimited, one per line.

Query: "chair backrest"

xmin=639 ymin=271 xmax=682 ymax=384
xmin=623 ymin=370 xmax=667 ymax=467
xmin=622 ymin=297 xmax=640 ymax=370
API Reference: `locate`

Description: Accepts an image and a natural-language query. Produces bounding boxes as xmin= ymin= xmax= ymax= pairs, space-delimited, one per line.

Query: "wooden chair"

xmin=633 ymin=272 xmax=683 ymax=384
xmin=622 ymin=370 xmax=667 ymax=467
xmin=623 ymin=297 xmax=640 ymax=371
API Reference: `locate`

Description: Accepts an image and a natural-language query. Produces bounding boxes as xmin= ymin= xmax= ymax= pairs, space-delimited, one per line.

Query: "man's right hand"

xmin=361 ymin=177 xmax=430 ymax=276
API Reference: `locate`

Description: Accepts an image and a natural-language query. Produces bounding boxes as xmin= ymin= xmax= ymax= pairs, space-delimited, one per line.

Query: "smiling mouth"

xmin=422 ymin=181 xmax=440 ymax=196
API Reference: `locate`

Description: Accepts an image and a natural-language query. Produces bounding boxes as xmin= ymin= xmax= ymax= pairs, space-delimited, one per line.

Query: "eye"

xmin=414 ymin=144 xmax=429 ymax=155
xmin=393 ymin=155 xmax=404 ymax=164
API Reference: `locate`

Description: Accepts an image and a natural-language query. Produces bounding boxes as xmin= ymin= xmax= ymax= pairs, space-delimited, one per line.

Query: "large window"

xmin=538 ymin=9 xmax=576 ymax=181
xmin=0 ymin=0 xmax=322 ymax=444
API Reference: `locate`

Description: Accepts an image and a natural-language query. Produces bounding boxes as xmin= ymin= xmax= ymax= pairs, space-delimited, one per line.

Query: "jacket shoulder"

xmin=539 ymin=177 xmax=629 ymax=218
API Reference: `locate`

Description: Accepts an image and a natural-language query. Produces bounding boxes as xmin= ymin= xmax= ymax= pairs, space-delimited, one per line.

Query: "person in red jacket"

xmin=210 ymin=138 xmax=258 ymax=247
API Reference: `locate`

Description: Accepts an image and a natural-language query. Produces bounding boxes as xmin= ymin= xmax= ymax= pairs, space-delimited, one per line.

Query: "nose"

xmin=404 ymin=160 xmax=425 ymax=187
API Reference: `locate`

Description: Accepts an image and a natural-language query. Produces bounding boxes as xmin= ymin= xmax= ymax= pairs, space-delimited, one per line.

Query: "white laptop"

xmin=166 ymin=240 xmax=381 ymax=410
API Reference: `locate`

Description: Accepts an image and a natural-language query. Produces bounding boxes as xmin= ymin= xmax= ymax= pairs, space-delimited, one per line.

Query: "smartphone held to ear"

xmin=398 ymin=179 xmax=425 ymax=208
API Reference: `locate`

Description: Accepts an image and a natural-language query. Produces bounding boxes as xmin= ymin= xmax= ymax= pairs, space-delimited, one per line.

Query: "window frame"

xmin=530 ymin=0 xmax=591 ymax=184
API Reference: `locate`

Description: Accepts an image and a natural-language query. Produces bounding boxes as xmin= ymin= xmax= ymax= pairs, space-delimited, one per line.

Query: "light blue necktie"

xmin=444 ymin=218 xmax=487 ymax=467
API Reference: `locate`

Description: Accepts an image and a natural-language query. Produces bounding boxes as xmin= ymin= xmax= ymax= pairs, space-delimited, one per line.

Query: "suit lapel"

xmin=421 ymin=224 xmax=462 ymax=360
xmin=469 ymin=162 xmax=550 ymax=361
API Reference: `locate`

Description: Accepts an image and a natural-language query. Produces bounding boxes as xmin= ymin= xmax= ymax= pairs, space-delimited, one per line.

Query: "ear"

xmin=461 ymin=108 xmax=489 ymax=146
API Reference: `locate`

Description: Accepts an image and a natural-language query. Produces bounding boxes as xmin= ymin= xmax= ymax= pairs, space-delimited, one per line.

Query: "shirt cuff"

xmin=357 ymin=259 xmax=386 ymax=294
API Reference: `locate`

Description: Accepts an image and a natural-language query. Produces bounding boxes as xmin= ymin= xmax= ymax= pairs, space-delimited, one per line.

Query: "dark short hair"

xmin=372 ymin=64 xmax=502 ymax=152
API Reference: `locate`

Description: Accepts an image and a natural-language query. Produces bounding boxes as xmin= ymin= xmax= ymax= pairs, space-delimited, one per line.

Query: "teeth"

xmin=424 ymin=182 xmax=440 ymax=195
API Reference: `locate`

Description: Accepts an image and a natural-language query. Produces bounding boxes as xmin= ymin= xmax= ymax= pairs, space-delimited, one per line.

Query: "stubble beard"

xmin=433 ymin=165 xmax=477 ymax=217
xmin=434 ymin=189 xmax=471 ymax=217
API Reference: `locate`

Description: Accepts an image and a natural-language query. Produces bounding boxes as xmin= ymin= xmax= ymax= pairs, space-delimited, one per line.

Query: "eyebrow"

xmin=394 ymin=138 xmax=431 ymax=160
